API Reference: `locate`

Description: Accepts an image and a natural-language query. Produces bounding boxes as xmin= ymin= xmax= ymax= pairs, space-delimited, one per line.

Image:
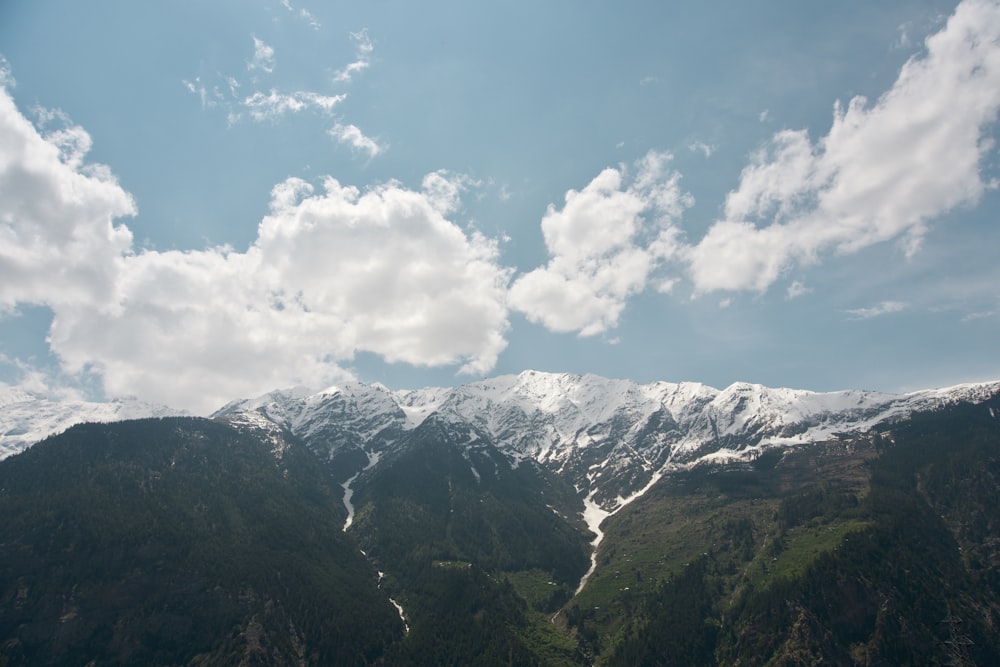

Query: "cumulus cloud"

xmin=687 ymin=0 xmax=1000 ymax=294
xmin=1 ymin=71 xmax=510 ymax=413
xmin=333 ymin=29 xmax=374 ymax=83
xmin=845 ymin=301 xmax=907 ymax=320
xmin=47 ymin=176 xmax=511 ymax=413
xmin=0 ymin=74 xmax=135 ymax=311
xmin=508 ymin=151 xmax=692 ymax=336
xmin=329 ymin=122 xmax=385 ymax=158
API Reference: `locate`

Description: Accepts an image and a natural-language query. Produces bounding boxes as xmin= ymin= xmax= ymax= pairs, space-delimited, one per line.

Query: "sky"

xmin=1 ymin=0 xmax=999 ymax=414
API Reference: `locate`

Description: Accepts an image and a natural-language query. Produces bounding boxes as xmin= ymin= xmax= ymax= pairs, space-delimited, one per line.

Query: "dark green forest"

xmin=0 ymin=419 xmax=402 ymax=665
xmin=1 ymin=395 xmax=999 ymax=665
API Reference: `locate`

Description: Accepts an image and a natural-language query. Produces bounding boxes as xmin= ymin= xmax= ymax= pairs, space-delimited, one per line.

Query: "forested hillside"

xmin=0 ymin=418 xmax=402 ymax=665
xmin=1 ymin=396 xmax=999 ymax=665
xmin=582 ymin=396 xmax=1000 ymax=665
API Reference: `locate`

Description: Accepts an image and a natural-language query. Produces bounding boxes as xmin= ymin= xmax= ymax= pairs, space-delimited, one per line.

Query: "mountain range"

xmin=6 ymin=371 xmax=995 ymax=518
xmin=2 ymin=372 xmax=1000 ymax=664
xmin=213 ymin=372 xmax=999 ymax=507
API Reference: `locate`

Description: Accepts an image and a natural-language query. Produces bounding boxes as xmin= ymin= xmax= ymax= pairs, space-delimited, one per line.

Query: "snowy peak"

xmin=214 ymin=374 xmax=1000 ymax=510
xmin=6 ymin=373 xmax=999 ymax=509
xmin=0 ymin=389 xmax=186 ymax=459
xmin=217 ymin=374 xmax=1000 ymax=460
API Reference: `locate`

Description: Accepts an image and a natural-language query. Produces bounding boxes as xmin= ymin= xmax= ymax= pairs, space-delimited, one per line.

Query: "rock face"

xmin=212 ymin=372 xmax=1000 ymax=511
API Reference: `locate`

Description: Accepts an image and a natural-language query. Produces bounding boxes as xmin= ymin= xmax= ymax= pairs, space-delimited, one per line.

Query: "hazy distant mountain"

xmin=0 ymin=386 xmax=184 ymax=459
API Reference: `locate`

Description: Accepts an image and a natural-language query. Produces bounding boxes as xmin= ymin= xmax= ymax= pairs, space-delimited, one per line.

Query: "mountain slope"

xmin=0 ymin=417 xmax=402 ymax=666
xmin=347 ymin=415 xmax=591 ymax=665
xmin=601 ymin=395 xmax=1000 ymax=666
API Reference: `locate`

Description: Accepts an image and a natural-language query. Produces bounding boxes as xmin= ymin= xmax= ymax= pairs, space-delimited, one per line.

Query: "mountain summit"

xmin=212 ymin=371 xmax=1000 ymax=510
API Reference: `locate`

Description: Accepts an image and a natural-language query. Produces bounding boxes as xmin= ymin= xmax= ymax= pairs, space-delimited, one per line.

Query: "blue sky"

xmin=1 ymin=0 xmax=999 ymax=413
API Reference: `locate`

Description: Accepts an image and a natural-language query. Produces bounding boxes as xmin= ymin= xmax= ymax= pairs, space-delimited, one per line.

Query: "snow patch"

xmin=341 ymin=472 xmax=360 ymax=532
xmin=375 ymin=570 xmax=408 ymax=633
xmin=341 ymin=450 xmax=383 ymax=531
xmin=575 ymin=490 xmax=610 ymax=595
xmin=575 ymin=469 xmax=667 ymax=595
xmin=389 ymin=598 xmax=409 ymax=634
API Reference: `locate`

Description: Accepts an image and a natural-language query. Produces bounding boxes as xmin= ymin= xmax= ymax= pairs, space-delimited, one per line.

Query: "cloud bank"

xmin=0 ymin=73 xmax=508 ymax=412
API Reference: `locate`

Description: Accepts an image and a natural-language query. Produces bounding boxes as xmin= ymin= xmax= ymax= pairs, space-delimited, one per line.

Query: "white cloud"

xmin=509 ymin=151 xmax=692 ymax=336
xmin=688 ymin=0 xmax=1000 ymax=294
xmin=785 ymin=280 xmax=812 ymax=300
xmin=241 ymin=89 xmax=345 ymax=121
xmin=280 ymin=0 xmax=321 ymax=29
xmin=0 ymin=353 xmax=90 ymax=402
xmin=182 ymin=78 xmax=210 ymax=109
xmin=333 ymin=29 xmax=374 ymax=83
xmin=0 ymin=78 xmax=135 ymax=312
xmin=894 ymin=22 xmax=913 ymax=50
xmin=961 ymin=309 xmax=997 ymax=322
xmin=329 ymin=122 xmax=385 ymax=158
xmin=0 ymin=70 xmax=510 ymax=413
xmin=688 ymin=140 xmax=715 ymax=158
xmin=420 ymin=170 xmax=480 ymax=215
xmin=248 ymin=35 xmax=275 ymax=74
xmin=845 ymin=301 xmax=907 ymax=320
xmin=185 ymin=32 xmax=378 ymax=157
xmin=0 ymin=56 xmax=11 ymax=87
xmin=42 ymin=176 xmax=513 ymax=414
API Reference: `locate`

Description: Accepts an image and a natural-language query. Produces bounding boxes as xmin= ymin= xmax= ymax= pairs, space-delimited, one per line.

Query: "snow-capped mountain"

xmin=4 ymin=371 xmax=998 ymax=508
xmin=214 ymin=371 xmax=1000 ymax=510
xmin=0 ymin=387 xmax=186 ymax=459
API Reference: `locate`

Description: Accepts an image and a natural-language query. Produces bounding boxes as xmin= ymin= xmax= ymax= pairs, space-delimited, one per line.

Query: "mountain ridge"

xmin=3 ymin=375 xmax=1000 ymax=665
xmin=5 ymin=372 xmax=999 ymax=494
xmin=212 ymin=372 xmax=1000 ymax=507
